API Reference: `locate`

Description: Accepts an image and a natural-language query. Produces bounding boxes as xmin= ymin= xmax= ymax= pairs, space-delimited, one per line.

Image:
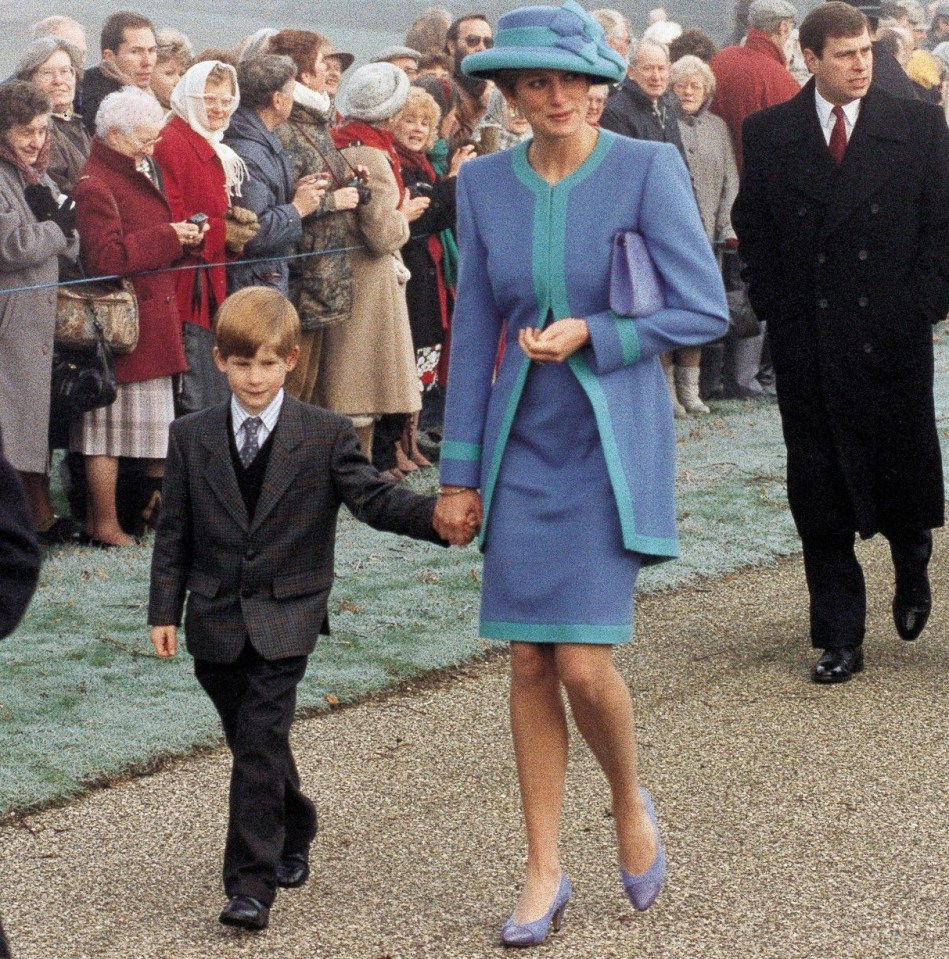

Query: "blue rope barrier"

xmin=0 ymin=241 xmax=372 ymax=297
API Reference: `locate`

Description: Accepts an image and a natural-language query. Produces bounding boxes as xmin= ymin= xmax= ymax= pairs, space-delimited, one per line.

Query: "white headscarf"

xmin=170 ymin=60 xmax=248 ymax=198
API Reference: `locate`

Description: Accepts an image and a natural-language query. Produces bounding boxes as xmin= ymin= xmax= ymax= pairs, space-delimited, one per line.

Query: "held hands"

xmin=400 ymin=188 xmax=431 ymax=222
xmin=172 ymin=220 xmax=211 ymax=248
xmin=519 ymin=319 xmax=591 ymax=364
xmin=433 ymin=488 xmax=482 ymax=546
xmin=149 ymin=625 xmax=177 ymax=658
xmin=224 ymin=206 xmax=261 ymax=253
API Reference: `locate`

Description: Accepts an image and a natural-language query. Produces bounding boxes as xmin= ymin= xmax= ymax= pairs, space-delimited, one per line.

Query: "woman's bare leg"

xmin=555 ymin=644 xmax=656 ymax=875
xmin=509 ymin=642 xmax=569 ymax=921
xmin=84 ymin=455 xmax=134 ymax=546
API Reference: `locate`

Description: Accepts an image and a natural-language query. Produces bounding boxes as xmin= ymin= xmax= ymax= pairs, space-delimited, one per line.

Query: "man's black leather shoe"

xmin=276 ymin=854 xmax=310 ymax=889
xmin=893 ymin=577 xmax=931 ymax=641
xmin=813 ymin=646 xmax=864 ymax=684
xmin=219 ymin=895 xmax=269 ymax=931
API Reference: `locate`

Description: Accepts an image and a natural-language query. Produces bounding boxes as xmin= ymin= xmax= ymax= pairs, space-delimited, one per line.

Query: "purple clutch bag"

xmin=608 ymin=230 xmax=664 ymax=317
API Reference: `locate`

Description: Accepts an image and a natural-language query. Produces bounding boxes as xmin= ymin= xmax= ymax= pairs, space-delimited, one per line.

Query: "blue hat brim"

xmin=461 ymin=46 xmax=624 ymax=84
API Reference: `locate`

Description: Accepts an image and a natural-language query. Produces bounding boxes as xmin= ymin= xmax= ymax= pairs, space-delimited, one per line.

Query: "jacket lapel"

xmin=250 ymin=396 xmax=305 ymax=533
xmin=820 ymin=87 xmax=908 ymax=241
xmin=200 ymin=402 xmax=249 ymax=531
xmin=779 ymin=82 xmax=838 ymax=207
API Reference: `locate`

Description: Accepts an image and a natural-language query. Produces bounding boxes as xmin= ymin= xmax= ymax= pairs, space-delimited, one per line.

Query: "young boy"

xmin=148 ymin=287 xmax=455 ymax=931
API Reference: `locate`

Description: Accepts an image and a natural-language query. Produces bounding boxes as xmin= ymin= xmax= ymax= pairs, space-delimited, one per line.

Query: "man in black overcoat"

xmin=732 ymin=2 xmax=949 ymax=683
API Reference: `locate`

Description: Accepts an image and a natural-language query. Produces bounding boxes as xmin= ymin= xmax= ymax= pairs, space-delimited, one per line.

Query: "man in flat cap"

xmin=370 ymin=45 xmax=422 ymax=81
xmin=733 ymin=2 xmax=949 ymax=683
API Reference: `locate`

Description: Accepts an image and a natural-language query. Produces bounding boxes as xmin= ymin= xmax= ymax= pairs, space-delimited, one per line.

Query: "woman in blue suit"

xmin=432 ymin=1 xmax=729 ymax=947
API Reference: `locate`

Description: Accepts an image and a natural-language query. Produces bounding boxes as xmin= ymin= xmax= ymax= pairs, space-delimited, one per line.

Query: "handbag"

xmin=608 ymin=230 xmax=664 ymax=317
xmin=55 ymin=278 xmax=139 ymax=354
xmin=50 ymin=321 xmax=117 ymax=420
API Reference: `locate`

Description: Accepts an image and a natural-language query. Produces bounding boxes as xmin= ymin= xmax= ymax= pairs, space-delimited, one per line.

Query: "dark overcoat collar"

xmin=776 ymin=78 xmax=909 ymax=240
xmin=198 ymin=395 xmax=307 ymax=533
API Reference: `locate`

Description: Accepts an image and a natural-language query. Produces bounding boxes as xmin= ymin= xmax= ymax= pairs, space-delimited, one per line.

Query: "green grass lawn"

xmin=4 ymin=330 xmax=949 ymax=815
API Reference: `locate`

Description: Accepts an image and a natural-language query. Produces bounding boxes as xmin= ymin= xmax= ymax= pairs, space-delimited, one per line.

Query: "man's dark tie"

xmin=829 ymin=105 xmax=847 ymax=168
xmin=652 ymin=99 xmax=665 ymax=131
xmin=239 ymin=417 xmax=262 ymax=468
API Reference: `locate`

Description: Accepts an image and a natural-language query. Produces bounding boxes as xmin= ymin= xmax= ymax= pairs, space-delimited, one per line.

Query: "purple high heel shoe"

xmin=500 ymin=874 xmax=572 ymax=948
xmin=620 ymin=787 xmax=666 ymax=910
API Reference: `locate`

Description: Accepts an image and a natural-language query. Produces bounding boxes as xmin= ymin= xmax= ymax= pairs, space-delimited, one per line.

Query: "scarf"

xmin=98 ymin=57 xmax=137 ymax=87
xmin=332 ymin=119 xmax=404 ymax=198
xmin=0 ymin=134 xmax=52 ymax=186
xmin=292 ymin=81 xmax=332 ymax=122
xmin=170 ymin=60 xmax=248 ymax=198
xmin=427 ymin=139 xmax=459 ymax=289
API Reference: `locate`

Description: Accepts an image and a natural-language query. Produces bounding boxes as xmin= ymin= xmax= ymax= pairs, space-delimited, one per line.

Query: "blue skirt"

xmin=480 ymin=358 xmax=641 ymax=645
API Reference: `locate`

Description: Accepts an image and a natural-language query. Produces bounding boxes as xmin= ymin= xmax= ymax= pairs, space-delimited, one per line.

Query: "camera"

xmin=186 ymin=212 xmax=209 ymax=227
xmin=346 ymin=177 xmax=372 ymax=205
xmin=409 ymin=181 xmax=433 ymax=199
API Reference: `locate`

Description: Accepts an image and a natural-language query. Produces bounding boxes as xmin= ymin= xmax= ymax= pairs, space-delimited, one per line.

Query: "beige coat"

xmin=317 ymin=145 xmax=420 ymax=417
xmin=0 ymin=160 xmax=78 ymax=473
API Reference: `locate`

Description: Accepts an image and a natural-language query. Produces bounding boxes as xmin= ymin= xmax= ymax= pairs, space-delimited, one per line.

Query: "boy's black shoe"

xmin=219 ymin=895 xmax=269 ymax=931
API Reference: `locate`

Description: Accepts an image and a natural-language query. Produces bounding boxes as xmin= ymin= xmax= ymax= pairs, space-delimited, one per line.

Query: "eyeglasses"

xmin=188 ymin=94 xmax=236 ymax=109
xmin=461 ymin=34 xmax=494 ymax=49
xmin=673 ymin=81 xmax=705 ymax=93
xmin=34 ymin=66 xmax=76 ymax=82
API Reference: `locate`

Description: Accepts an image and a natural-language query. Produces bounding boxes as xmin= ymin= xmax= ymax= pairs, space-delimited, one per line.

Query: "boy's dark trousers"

xmin=195 ymin=641 xmax=317 ymax=907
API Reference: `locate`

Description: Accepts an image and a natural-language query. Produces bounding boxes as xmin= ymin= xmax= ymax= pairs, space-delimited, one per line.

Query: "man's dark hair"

xmin=799 ymin=2 xmax=868 ymax=57
xmin=445 ymin=13 xmax=491 ymax=49
xmin=669 ymin=28 xmax=718 ymax=64
xmin=100 ymin=11 xmax=155 ymax=54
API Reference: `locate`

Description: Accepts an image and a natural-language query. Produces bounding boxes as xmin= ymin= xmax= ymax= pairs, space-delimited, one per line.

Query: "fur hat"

xmin=339 ymin=62 xmax=410 ymax=122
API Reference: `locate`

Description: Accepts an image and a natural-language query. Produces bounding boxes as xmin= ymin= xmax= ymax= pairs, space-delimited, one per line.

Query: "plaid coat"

xmin=148 ymin=395 xmax=442 ymax=662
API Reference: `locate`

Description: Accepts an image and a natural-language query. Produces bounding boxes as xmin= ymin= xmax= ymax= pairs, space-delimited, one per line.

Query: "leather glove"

xmin=23 ymin=183 xmax=59 ymax=223
xmin=224 ymin=206 xmax=260 ymax=253
xmin=51 ymin=196 xmax=77 ymax=237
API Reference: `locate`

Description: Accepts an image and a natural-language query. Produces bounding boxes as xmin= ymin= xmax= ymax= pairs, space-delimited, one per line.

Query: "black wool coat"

xmin=732 ymin=80 xmax=949 ymax=539
xmin=401 ymin=161 xmax=457 ymax=351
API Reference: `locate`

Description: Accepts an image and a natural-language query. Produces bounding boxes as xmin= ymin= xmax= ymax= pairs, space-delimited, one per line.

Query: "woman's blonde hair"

xmin=214 ymin=287 xmax=300 ymax=359
xmin=669 ymin=54 xmax=716 ymax=99
xmin=396 ymin=86 xmax=441 ymax=152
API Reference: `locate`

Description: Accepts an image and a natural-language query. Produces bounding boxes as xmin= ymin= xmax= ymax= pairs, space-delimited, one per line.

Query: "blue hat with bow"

xmin=461 ymin=0 xmax=626 ymax=84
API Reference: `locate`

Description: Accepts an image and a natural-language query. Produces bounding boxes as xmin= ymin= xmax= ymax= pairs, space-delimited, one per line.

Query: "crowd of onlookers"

xmin=0 ymin=1 xmax=947 ymax=548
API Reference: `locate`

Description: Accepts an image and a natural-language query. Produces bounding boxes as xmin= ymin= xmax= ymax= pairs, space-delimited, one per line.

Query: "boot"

xmin=664 ymin=366 xmax=687 ymax=419
xmin=403 ymin=412 xmax=432 ymax=468
xmin=675 ymin=366 xmax=710 ymax=415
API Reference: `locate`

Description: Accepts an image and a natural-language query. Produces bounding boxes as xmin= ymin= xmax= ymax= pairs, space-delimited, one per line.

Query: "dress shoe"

xmin=500 ymin=874 xmax=572 ymax=948
xmin=620 ymin=787 xmax=666 ymax=911
xmin=276 ymin=853 xmax=309 ymax=889
xmin=812 ymin=646 xmax=864 ymax=684
xmin=219 ymin=895 xmax=269 ymax=931
xmin=893 ymin=576 xmax=931 ymax=641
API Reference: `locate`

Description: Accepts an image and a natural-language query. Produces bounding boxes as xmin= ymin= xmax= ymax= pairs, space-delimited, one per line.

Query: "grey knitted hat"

xmin=339 ymin=62 xmax=410 ymax=122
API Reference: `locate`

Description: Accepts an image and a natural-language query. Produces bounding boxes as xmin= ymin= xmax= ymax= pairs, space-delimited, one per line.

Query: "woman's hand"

xmin=332 ymin=186 xmax=361 ymax=211
xmin=433 ymin=488 xmax=482 ymax=546
xmin=401 ymin=188 xmax=431 ymax=222
xmin=171 ymin=220 xmax=210 ymax=248
xmin=518 ymin=319 xmax=591 ymax=363
xmin=448 ymin=144 xmax=477 ymax=177
xmin=292 ymin=174 xmax=329 ymax=218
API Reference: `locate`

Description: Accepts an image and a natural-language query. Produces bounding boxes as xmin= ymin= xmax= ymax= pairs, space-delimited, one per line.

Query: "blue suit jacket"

xmin=440 ymin=130 xmax=729 ymax=561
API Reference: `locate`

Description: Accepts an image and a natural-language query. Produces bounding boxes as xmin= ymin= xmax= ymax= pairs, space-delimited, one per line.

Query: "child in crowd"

xmin=148 ymin=286 xmax=459 ymax=930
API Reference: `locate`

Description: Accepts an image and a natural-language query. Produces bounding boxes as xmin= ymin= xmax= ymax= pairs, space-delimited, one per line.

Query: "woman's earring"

xmin=510 ymin=105 xmax=521 ymax=119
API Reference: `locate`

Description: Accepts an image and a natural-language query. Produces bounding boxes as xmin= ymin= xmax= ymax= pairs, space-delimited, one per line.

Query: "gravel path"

xmin=1 ymin=535 xmax=947 ymax=959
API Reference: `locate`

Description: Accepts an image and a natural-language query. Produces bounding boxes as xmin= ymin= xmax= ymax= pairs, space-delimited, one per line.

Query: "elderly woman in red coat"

xmin=72 ymin=87 xmax=206 ymax=547
xmin=154 ymin=60 xmax=257 ymax=413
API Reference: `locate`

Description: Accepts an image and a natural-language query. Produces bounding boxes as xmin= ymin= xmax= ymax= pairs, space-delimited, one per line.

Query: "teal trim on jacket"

xmin=440 ymin=130 xmax=729 ymax=563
